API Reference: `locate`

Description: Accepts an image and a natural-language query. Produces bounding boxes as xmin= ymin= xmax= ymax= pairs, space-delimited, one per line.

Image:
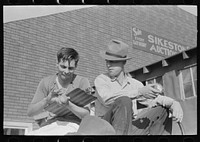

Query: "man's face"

xmin=57 ymin=59 xmax=76 ymax=81
xmin=106 ymin=60 xmax=125 ymax=77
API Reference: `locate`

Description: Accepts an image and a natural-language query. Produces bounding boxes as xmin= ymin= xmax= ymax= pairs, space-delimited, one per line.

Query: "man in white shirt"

xmin=94 ymin=39 xmax=183 ymax=135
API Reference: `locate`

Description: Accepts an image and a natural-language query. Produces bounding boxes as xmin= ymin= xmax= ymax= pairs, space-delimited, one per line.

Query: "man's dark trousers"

xmin=102 ymin=96 xmax=133 ymax=135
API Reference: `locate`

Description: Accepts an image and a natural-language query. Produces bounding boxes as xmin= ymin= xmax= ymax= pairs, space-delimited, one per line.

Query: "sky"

xmin=177 ymin=5 xmax=197 ymax=16
xmin=3 ymin=5 xmax=96 ymax=23
xmin=3 ymin=5 xmax=197 ymax=23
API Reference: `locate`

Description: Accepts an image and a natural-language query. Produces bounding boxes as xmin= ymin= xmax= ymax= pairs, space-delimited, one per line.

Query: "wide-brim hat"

xmin=100 ymin=39 xmax=132 ymax=61
xmin=76 ymin=115 xmax=116 ymax=135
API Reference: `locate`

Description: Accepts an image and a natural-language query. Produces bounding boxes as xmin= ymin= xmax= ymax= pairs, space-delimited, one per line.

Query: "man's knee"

xmin=115 ymin=96 xmax=132 ymax=107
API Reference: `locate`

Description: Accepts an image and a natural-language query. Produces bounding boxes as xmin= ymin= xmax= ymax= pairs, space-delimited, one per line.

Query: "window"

xmin=145 ymin=76 xmax=163 ymax=86
xmin=4 ymin=122 xmax=33 ymax=135
xmin=179 ymin=65 xmax=197 ymax=99
xmin=4 ymin=128 xmax=25 ymax=135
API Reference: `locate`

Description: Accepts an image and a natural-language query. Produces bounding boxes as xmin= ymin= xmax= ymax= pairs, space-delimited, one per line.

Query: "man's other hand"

xmin=138 ymin=84 xmax=161 ymax=99
xmin=169 ymin=101 xmax=183 ymax=123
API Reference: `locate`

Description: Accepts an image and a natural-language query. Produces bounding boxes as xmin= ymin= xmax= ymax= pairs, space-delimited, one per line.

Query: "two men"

xmin=28 ymin=40 xmax=183 ymax=135
xmin=27 ymin=48 xmax=91 ymax=135
xmin=94 ymin=39 xmax=183 ymax=135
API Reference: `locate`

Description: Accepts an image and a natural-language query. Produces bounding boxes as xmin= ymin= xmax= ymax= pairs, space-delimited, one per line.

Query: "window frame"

xmin=4 ymin=121 xmax=33 ymax=135
xmin=145 ymin=76 xmax=163 ymax=85
xmin=178 ymin=64 xmax=197 ymax=100
xmin=145 ymin=77 xmax=156 ymax=85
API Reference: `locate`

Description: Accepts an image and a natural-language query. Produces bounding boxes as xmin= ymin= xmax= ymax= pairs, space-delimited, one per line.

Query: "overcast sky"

xmin=3 ymin=5 xmax=197 ymax=23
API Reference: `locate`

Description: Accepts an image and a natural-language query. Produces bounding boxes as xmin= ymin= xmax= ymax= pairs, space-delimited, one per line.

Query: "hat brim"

xmin=100 ymin=51 xmax=132 ymax=61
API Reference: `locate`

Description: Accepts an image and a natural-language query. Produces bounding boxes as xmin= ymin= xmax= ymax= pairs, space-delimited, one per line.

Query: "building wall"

xmin=129 ymin=47 xmax=197 ymax=134
xmin=3 ymin=6 xmax=197 ymax=128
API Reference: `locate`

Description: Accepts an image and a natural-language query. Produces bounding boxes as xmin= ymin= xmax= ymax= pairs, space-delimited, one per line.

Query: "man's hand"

xmin=46 ymin=88 xmax=69 ymax=104
xmin=85 ymin=87 xmax=95 ymax=95
xmin=57 ymin=95 xmax=70 ymax=106
xmin=46 ymin=90 xmax=59 ymax=103
xmin=52 ymin=88 xmax=70 ymax=106
xmin=138 ymin=84 xmax=161 ymax=99
xmin=169 ymin=101 xmax=183 ymax=123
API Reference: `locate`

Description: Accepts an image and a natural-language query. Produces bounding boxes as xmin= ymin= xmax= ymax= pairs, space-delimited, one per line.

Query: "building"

xmin=129 ymin=47 xmax=197 ymax=135
xmin=3 ymin=6 xmax=197 ymax=135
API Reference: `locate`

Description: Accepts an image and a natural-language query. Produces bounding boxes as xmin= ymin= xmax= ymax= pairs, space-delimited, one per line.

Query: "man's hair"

xmin=57 ymin=47 xmax=79 ymax=66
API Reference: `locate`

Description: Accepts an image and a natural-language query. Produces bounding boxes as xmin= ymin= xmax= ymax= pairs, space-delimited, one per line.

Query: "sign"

xmin=132 ymin=27 xmax=191 ymax=57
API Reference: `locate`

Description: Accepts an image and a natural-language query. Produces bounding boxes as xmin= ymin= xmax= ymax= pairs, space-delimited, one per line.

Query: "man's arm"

xmin=56 ymin=78 xmax=91 ymax=119
xmin=66 ymin=101 xmax=90 ymax=119
xmin=94 ymin=76 xmax=112 ymax=103
xmin=151 ymin=95 xmax=183 ymax=122
xmin=94 ymin=76 xmax=146 ymax=103
xmin=137 ymin=84 xmax=161 ymax=99
xmin=27 ymin=79 xmax=51 ymax=117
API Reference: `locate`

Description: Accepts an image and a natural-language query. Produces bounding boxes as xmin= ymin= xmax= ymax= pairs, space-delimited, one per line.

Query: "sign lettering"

xmin=132 ymin=27 xmax=191 ymax=57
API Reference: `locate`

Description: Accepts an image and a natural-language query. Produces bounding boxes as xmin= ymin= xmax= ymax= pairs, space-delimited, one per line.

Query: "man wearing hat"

xmin=94 ymin=39 xmax=183 ymax=135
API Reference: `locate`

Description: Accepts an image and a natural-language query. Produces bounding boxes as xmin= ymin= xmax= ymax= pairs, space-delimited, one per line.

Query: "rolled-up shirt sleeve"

xmin=154 ymin=95 xmax=174 ymax=107
xmin=141 ymin=94 xmax=175 ymax=108
xmin=95 ymin=75 xmax=145 ymax=103
xmin=78 ymin=77 xmax=92 ymax=110
xmin=79 ymin=77 xmax=91 ymax=91
xmin=30 ymin=79 xmax=47 ymax=104
xmin=129 ymin=81 xmax=144 ymax=98
xmin=94 ymin=76 xmax=112 ymax=103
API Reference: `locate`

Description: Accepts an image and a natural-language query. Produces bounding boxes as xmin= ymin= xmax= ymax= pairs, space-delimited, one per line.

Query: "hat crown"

xmin=99 ymin=39 xmax=132 ymax=61
xmin=106 ymin=39 xmax=129 ymax=58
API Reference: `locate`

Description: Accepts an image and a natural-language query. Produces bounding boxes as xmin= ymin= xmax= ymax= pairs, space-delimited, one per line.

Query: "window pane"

xmin=192 ymin=66 xmax=197 ymax=80
xmin=182 ymin=68 xmax=192 ymax=83
xmin=18 ymin=129 xmax=25 ymax=135
xmin=147 ymin=79 xmax=154 ymax=84
xmin=12 ymin=129 xmax=20 ymax=135
xmin=194 ymin=80 xmax=197 ymax=96
xmin=156 ymin=76 xmax=163 ymax=86
xmin=192 ymin=66 xmax=197 ymax=95
xmin=4 ymin=128 xmax=11 ymax=135
xmin=3 ymin=128 xmax=25 ymax=135
xmin=184 ymin=82 xmax=194 ymax=98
